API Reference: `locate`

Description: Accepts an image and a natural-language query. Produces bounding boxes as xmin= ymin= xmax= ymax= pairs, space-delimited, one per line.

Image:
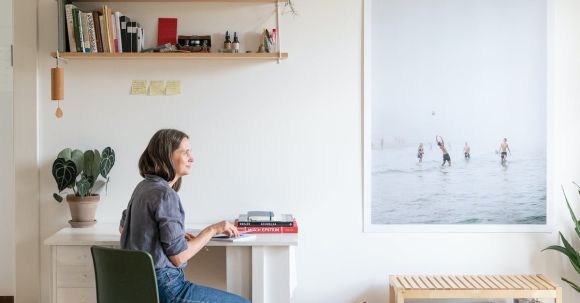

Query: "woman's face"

xmin=172 ymin=137 xmax=194 ymax=178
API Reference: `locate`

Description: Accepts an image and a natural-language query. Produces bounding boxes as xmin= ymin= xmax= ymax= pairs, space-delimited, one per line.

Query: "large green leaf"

xmin=52 ymin=158 xmax=77 ymax=192
xmin=57 ymin=148 xmax=72 ymax=161
xmin=570 ymin=183 xmax=580 ymax=238
xmin=76 ymin=176 xmax=90 ymax=197
xmin=562 ymin=277 xmax=580 ymax=293
xmin=84 ymin=150 xmax=101 ymax=178
xmin=560 ymin=232 xmax=580 ymax=275
xmin=100 ymin=147 xmax=115 ymax=178
xmin=70 ymin=149 xmax=84 ymax=176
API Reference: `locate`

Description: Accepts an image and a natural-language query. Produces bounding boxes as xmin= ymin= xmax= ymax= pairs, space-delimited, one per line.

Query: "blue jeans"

xmin=156 ymin=268 xmax=251 ymax=303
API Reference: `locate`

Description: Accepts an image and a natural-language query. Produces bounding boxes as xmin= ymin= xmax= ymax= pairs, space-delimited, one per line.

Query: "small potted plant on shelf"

xmin=52 ymin=147 xmax=115 ymax=228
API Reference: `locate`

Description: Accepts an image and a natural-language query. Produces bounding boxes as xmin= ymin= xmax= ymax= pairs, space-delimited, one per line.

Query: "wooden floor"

xmin=389 ymin=275 xmax=562 ymax=303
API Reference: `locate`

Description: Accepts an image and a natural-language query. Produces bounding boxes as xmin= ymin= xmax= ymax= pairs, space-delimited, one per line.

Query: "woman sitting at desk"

xmin=119 ymin=129 xmax=249 ymax=303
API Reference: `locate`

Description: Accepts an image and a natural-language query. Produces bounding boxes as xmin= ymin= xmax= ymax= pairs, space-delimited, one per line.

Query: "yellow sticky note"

xmin=165 ymin=80 xmax=181 ymax=96
xmin=131 ymin=80 xmax=147 ymax=95
xmin=149 ymin=80 xmax=165 ymax=96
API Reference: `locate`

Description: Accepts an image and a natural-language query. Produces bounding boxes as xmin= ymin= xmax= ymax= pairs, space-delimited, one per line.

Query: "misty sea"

xmin=371 ymin=147 xmax=546 ymax=224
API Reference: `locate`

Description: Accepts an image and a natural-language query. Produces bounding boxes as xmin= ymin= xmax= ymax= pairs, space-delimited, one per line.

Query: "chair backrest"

xmin=91 ymin=246 xmax=159 ymax=303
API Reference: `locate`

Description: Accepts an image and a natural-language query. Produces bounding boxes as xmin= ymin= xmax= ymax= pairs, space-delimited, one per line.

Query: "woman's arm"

xmin=168 ymin=221 xmax=239 ymax=267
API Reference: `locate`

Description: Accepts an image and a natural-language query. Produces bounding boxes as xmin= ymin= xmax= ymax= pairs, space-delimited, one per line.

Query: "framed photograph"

xmin=363 ymin=0 xmax=553 ymax=232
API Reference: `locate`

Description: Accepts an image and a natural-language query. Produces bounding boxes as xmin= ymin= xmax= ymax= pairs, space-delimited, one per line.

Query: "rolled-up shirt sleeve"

xmin=120 ymin=209 xmax=127 ymax=227
xmin=155 ymin=191 xmax=187 ymax=257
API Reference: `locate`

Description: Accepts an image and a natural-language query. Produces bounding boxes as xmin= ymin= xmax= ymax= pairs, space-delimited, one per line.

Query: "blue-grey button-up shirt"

xmin=120 ymin=175 xmax=188 ymax=269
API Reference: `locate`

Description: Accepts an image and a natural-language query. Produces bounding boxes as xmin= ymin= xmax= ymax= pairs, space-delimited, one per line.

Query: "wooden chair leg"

xmin=389 ymin=285 xmax=395 ymax=303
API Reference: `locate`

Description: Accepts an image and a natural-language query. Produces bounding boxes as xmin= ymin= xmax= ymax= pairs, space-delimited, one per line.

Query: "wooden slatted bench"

xmin=389 ymin=275 xmax=562 ymax=303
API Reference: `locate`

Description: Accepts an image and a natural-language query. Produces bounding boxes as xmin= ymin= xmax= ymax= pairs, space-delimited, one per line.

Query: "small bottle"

xmin=271 ymin=28 xmax=277 ymax=51
xmin=224 ymin=31 xmax=232 ymax=50
xmin=233 ymin=32 xmax=240 ymax=53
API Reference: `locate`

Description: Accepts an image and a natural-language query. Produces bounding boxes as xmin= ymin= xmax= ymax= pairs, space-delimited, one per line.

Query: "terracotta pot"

xmin=66 ymin=194 xmax=100 ymax=228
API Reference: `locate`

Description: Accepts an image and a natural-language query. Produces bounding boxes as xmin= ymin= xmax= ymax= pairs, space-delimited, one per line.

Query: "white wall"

xmin=0 ymin=0 xmax=15 ymax=297
xmin=19 ymin=0 xmax=580 ymax=302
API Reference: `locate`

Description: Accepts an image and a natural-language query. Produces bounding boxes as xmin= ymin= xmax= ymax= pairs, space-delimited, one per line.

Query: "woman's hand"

xmin=169 ymin=221 xmax=239 ymax=267
xmin=209 ymin=220 xmax=240 ymax=238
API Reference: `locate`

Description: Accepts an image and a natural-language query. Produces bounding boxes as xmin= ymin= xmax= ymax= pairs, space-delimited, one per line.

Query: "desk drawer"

xmin=57 ymin=265 xmax=95 ymax=287
xmin=57 ymin=287 xmax=96 ymax=303
xmin=57 ymin=246 xmax=92 ymax=266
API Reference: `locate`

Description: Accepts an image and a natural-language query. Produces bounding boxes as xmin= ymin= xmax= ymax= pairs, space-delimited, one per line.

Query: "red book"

xmin=236 ymin=220 xmax=299 ymax=234
xmin=157 ymin=18 xmax=177 ymax=46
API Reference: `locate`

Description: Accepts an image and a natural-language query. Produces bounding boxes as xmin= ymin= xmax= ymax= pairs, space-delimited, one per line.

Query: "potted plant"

xmin=542 ymin=183 xmax=580 ymax=293
xmin=52 ymin=147 xmax=115 ymax=228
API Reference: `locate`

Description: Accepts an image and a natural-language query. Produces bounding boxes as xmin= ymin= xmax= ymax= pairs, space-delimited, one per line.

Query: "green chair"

xmin=91 ymin=246 xmax=160 ymax=303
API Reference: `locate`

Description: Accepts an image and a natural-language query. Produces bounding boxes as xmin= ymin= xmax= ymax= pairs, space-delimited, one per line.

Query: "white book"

xmin=110 ymin=13 xmax=117 ymax=52
xmin=114 ymin=11 xmax=123 ymax=53
xmin=137 ymin=27 xmax=144 ymax=52
xmin=64 ymin=4 xmax=77 ymax=52
xmin=85 ymin=13 xmax=98 ymax=53
xmin=140 ymin=28 xmax=145 ymax=51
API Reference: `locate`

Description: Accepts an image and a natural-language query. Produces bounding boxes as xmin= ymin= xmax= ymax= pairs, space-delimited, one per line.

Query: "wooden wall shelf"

xmin=66 ymin=0 xmax=288 ymax=3
xmin=51 ymin=52 xmax=288 ymax=60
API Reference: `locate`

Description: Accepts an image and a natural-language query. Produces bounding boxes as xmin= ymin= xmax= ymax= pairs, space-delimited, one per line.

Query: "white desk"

xmin=44 ymin=224 xmax=297 ymax=303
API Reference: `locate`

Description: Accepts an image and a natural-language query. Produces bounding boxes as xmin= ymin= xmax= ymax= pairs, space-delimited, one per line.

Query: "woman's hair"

xmin=139 ymin=129 xmax=189 ymax=192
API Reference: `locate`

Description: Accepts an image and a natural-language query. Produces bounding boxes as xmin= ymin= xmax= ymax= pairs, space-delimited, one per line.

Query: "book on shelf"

xmin=80 ymin=12 xmax=91 ymax=52
xmin=158 ymin=18 xmax=178 ymax=46
xmin=92 ymin=11 xmax=103 ymax=53
xmin=60 ymin=3 xmax=143 ymax=53
xmin=71 ymin=7 xmax=83 ymax=52
xmin=119 ymin=15 xmax=131 ymax=52
xmin=128 ymin=21 xmax=141 ymax=53
xmin=57 ymin=0 xmax=68 ymax=52
xmin=114 ymin=11 xmax=123 ymax=53
xmin=86 ymin=13 xmax=98 ymax=53
xmin=64 ymin=4 xmax=77 ymax=52
xmin=137 ymin=27 xmax=144 ymax=52
xmin=108 ymin=10 xmax=117 ymax=52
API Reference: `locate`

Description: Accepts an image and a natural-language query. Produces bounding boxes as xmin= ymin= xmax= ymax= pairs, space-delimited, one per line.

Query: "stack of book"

xmin=59 ymin=1 xmax=144 ymax=53
xmin=235 ymin=211 xmax=298 ymax=234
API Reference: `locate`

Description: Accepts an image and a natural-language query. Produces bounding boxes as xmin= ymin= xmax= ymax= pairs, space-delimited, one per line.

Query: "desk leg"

xmin=389 ymin=285 xmax=395 ymax=303
xmin=556 ymin=286 xmax=562 ymax=303
xmin=226 ymin=246 xmax=252 ymax=300
xmin=252 ymin=246 xmax=292 ymax=303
